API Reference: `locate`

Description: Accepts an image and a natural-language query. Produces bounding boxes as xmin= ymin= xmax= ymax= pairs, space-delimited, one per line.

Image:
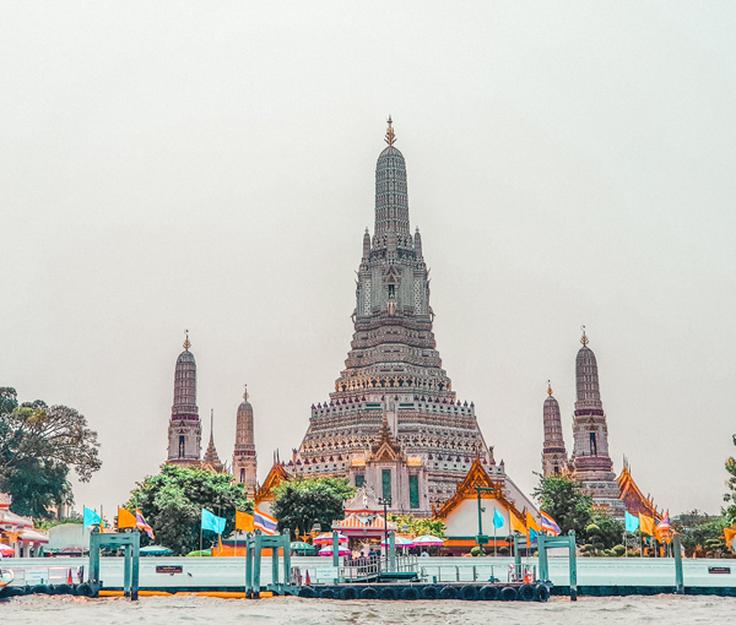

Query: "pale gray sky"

xmin=2 ymin=2 xmax=735 ymax=518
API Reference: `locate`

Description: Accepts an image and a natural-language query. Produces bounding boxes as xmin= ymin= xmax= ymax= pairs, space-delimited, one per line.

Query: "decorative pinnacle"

xmin=384 ymin=115 xmax=396 ymax=146
xmin=547 ymin=380 xmax=553 ymax=397
xmin=183 ymin=329 xmax=191 ymax=351
xmin=580 ymin=325 xmax=589 ymax=347
xmin=243 ymin=383 xmax=249 ymax=402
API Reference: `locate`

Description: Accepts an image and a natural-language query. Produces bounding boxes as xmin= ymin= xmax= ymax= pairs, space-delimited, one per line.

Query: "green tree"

xmin=389 ymin=513 xmax=446 ymax=538
xmin=724 ymin=434 xmax=736 ymax=524
xmin=533 ymin=474 xmax=593 ymax=537
xmin=673 ymin=510 xmax=729 ymax=557
xmin=272 ymin=477 xmax=354 ymax=539
xmin=583 ymin=511 xmax=625 ymax=553
xmin=0 ymin=387 xmax=101 ymax=519
xmin=126 ymin=464 xmax=252 ymax=555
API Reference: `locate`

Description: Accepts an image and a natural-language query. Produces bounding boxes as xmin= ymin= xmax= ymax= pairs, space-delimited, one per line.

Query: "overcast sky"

xmin=2 ymin=2 xmax=735 ymax=519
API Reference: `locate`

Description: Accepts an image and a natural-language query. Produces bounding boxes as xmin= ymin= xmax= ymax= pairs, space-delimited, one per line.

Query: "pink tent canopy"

xmin=412 ymin=534 xmax=444 ymax=547
xmin=318 ymin=545 xmax=350 ymax=557
xmin=313 ymin=532 xmax=348 ymax=545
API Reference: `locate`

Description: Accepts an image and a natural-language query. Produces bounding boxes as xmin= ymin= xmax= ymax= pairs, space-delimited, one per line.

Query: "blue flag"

xmin=529 ymin=527 xmax=539 ymax=544
xmin=201 ymin=508 xmax=226 ymax=534
xmin=83 ymin=506 xmax=101 ymax=529
xmin=493 ymin=509 xmax=505 ymax=530
xmin=625 ymin=511 xmax=640 ymax=533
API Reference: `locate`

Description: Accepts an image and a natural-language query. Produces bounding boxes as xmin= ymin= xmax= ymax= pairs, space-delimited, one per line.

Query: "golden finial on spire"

xmin=384 ymin=115 xmax=396 ymax=146
xmin=183 ymin=329 xmax=191 ymax=351
xmin=580 ymin=325 xmax=589 ymax=347
xmin=547 ymin=379 xmax=553 ymax=397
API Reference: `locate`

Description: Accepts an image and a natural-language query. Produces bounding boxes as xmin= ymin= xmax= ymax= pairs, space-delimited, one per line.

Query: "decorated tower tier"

xmin=292 ymin=119 xmax=529 ymax=514
xmin=232 ymin=385 xmax=258 ymax=497
xmin=571 ymin=329 xmax=625 ymax=517
xmin=166 ymin=330 xmax=202 ymax=465
xmin=542 ymin=382 xmax=569 ymax=477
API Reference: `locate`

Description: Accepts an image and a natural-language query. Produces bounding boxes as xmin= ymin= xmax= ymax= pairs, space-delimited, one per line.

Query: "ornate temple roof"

xmin=255 ymin=460 xmax=291 ymax=505
xmin=435 ymin=458 xmax=527 ymax=522
xmin=617 ymin=458 xmax=662 ymax=520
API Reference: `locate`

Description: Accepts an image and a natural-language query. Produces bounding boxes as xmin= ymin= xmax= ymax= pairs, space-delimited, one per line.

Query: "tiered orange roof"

xmin=255 ymin=462 xmax=291 ymax=505
xmin=617 ymin=458 xmax=662 ymax=520
xmin=332 ymin=512 xmax=397 ymax=536
xmin=435 ymin=458 xmax=526 ymax=524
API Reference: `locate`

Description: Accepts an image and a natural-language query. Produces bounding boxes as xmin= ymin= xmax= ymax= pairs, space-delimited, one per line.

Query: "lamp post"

xmin=378 ymin=497 xmax=391 ymax=561
xmin=475 ymin=486 xmax=495 ymax=552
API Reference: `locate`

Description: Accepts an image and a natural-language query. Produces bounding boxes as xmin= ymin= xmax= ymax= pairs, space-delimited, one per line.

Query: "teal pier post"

xmin=537 ymin=534 xmax=548 ymax=582
xmin=513 ymin=534 xmax=522 ymax=581
xmin=271 ymin=539 xmax=280 ymax=591
xmin=673 ymin=534 xmax=684 ymax=594
xmin=332 ymin=529 xmax=340 ymax=571
xmin=389 ymin=531 xmax=396 ymax=572
xmin=245 ymin=534 xmax=253 ymax=598
xmin=130 ymin=533 xmax=140 ymax=601
xmin=89 ymin=530 xmax=101 ymax=586
xmin=282 ymin=530 xmax=292 ymax=591
xmin=568 ymin=530 xmax=578 ymax=602
xmin=253 ymin=531 xmax=262 ymax=599
xmin=122 ymin=544 xmax=131 ymax=597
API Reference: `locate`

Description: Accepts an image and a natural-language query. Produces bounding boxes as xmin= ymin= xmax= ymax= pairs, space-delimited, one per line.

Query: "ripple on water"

xmin=2 ymin=595 xmax=736 ymax=625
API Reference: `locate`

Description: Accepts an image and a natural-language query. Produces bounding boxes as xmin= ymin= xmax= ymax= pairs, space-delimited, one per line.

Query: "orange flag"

xmin=235 ymin=510 xmax=255 ymax=532
xmin=117 ymin=507 xmax=137 ymax=530
xmin=510 ymin=513 xmax=526 ymax=535
xmin=639 ymin=513 xmax=656 ymax=537
xmin=526 ymin=512 xmax=542 ymax=540
xmin=724 ymin=526 xmax=736 ymax=551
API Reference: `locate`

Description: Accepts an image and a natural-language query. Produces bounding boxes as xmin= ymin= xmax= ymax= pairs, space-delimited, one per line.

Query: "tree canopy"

xmin=533 ymin=473 xmax=593 ymax=536
xmin=389 ymin=513 xmax=445 ymax=538
xmin=0 ymin=386 xmax=101 ymax=518
xmin=272 ymin=477 xmax=354 ymax=539
xmin=126 ymin=463 xmax=252 ymax=555
xmin=724 ymin=434 xmax=736 ymax=525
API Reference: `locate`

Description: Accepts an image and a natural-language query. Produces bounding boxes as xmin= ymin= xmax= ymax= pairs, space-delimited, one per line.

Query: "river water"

xmin=1 ymin=595 xmax=734 ymax=625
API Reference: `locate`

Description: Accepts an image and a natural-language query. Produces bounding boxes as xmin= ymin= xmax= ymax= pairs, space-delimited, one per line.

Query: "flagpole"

xmin=493 ymin=521 xmax=497 ymax=558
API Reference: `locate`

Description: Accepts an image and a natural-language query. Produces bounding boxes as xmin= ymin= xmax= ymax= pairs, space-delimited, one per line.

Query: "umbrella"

xmin=318 ymin=545 xmax=351 ymax=557
xmin=139 ymin=545 xmax=174 ymax=557
xmin=313 ymin=532 xmax=348 ymax=545
xmin=412 ymin=534 xmax=444 ymax=547
xmin=0 ymin=543 xmax=14 ymax=557
xmin=290 ymin=541 xmax=317 ymax=555
xmin=380 ymin=535 xmax=414 ymax=548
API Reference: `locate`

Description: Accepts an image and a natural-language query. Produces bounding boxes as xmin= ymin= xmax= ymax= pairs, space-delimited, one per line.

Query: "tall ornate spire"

xmin=571 ymin=328 xmax=625 ymax=517
xmin=166 ymin=332 xmax=202 ymax=465
xmin=374 ymin=117 xmax=410 ymax=245
xmin=542 ymin=380 xmax=568 ymax=476
xmin=203 ymin=409 xmax=224 ymax=472
xmin=233 ymin=384 xmax=257 ymax=496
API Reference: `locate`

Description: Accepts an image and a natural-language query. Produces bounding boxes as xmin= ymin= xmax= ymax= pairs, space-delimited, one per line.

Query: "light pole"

xmin=378 ymin=497 xmax=391 ymax=561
